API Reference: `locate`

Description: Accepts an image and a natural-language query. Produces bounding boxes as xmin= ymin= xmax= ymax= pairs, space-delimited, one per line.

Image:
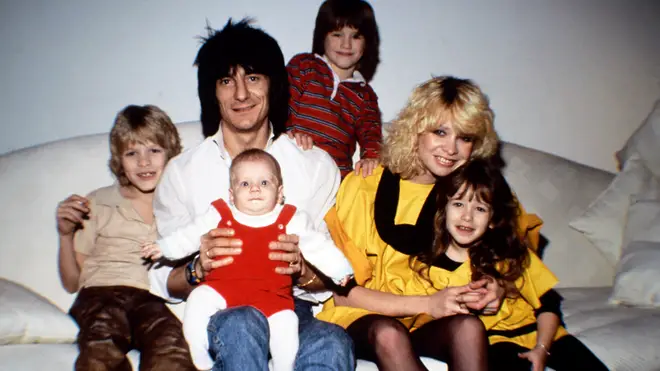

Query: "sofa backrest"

xmin=499 ymin=142 xmax=615 ymax=287
xmin=0 ymin=121 xmax=615 ymax=312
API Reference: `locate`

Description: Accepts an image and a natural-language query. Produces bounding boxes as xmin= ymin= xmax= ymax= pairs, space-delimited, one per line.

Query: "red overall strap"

xmin=275 ymin=204 xmax=297 ymax=227
xmin=210 ymin=198 xmax=233 ymax=222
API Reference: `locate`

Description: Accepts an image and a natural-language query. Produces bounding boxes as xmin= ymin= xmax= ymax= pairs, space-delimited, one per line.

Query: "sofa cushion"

xmin=0 ymin=278 xmax=78 ymax=345
xmin=558 ymin=287 xmax=660 ymax=371
xmin=610 ymin=191 xmax=660 ymax=307
xmin=569 ymin=153 xmax=660 ymax=266
xmin=616 ymin=99 xmax=660 ymax=178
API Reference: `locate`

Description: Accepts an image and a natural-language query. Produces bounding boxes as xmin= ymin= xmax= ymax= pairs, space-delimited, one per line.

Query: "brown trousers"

xmin=69 ymin=286 xmax=195 ymax=371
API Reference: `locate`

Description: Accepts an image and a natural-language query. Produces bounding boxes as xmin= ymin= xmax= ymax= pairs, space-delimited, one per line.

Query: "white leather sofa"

xmin=1 ymin=116 xmax=660 ymax=371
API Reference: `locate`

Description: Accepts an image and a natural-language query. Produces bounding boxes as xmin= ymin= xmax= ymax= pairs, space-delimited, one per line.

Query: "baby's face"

xmin=229 ymin=160 xmax=282 ymax=216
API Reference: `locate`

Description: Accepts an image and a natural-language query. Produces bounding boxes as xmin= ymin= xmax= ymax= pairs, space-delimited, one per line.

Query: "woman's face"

xmin=416 ymin=122 xmax=474 ymax=181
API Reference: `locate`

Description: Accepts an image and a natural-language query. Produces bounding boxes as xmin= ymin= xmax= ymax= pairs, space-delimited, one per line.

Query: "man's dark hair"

xmin=194 ymin=18 xmax=289 ymax=138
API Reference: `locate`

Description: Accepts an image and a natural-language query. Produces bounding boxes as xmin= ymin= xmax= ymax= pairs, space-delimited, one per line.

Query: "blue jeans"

xmin=207 ymin=299 xmax=355 ymax=371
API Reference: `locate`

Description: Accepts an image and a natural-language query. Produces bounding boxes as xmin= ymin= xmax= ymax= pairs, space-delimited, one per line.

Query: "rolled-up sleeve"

xmin=149 ymin=162 xmax=192 ymax=301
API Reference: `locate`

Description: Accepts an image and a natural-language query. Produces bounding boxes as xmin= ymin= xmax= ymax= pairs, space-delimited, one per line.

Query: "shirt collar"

xmin=314 ymin=54 xmax=366 ymax=99
xmin=211 ymin=123 xmax=276 ymax=160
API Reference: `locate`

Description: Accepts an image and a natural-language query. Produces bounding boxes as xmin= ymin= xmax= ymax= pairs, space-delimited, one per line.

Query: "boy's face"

xmin=445 ymin=184 xmax=493 ymax=248
xmin=121 ymin=140 xmax=167 ymax=194
xmin=229 ymin=159 xmax=283 ymax=216
xmin=324 ymin=26 xmax=364 ymax=78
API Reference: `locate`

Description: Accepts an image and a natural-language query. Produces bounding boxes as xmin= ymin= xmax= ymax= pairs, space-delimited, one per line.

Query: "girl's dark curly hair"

xmin=413 ymin=159 xmax=529 ymax=297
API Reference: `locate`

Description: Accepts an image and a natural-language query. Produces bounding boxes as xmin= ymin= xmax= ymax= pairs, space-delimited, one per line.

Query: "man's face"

xmin=216 ymin=66 xmax=270 ymax=133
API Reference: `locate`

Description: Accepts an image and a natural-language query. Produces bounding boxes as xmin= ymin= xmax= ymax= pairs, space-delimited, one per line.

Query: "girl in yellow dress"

xmin=410 ymin=159 xmax=608 ymax=371
xmin=319 ymin=76 xmax=508 ymax=371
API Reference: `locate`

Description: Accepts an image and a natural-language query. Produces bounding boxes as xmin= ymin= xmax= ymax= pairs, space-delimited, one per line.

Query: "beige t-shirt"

xmin=75 ymin=184 xmax=156 ymax=291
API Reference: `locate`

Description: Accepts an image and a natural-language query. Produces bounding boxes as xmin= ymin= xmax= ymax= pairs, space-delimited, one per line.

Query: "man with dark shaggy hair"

xmin=150 ymin=19 xmax=355 ymax=370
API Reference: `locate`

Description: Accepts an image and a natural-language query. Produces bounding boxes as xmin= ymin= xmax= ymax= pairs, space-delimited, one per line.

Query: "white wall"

xmin=1 ymin=0 xmax=659 ymax=172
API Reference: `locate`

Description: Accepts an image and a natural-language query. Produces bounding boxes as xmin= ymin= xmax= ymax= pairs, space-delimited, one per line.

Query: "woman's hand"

xmin=518 ymin=346 xmax=549 ymax=371
xmin=269 ymin=233 xmax=304 ymax=276
xmin=465 ymin=276 xmax=504 ymax=314
xmin=198 ymin=227 xmax=243 ymax=279
xmin=56 ymin=194 xmax=89 ymax=236
xmin=427 ymin=285 xmax=486 ymax=318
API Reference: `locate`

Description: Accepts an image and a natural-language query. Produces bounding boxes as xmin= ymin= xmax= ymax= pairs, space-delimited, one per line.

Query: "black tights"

xmin=347 ymin=314 xmax=489 ymax=371
xmin=488 ymin=335 xmax=609 ymax=371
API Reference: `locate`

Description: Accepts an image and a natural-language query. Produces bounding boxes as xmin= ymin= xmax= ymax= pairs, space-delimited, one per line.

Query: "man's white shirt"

xmin=149 ymin=128 xmax=341 ymax=303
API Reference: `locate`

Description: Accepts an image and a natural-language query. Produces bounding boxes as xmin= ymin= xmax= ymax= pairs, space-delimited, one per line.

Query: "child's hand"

xmin=466 ymin=276 xmax=503 ymax=314
xmin=140 ymin=241 xmax=163 ymax=260
xmin=355 ymin=158 xmax=378 ymax=177
xmin=287 ymin=130 xmax=314 ymax=150
xmin=56 ymin=194 xmax=90 ymax=237
xmin=518 ymin=345 xmax=549 ymax=371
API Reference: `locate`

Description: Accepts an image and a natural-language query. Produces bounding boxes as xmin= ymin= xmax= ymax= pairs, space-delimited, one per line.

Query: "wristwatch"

xmin=185 ymin=254 xmax=203 ymax=286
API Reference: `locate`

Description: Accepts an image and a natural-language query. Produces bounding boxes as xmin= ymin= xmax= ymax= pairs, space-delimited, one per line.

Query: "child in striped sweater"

xmin=286 ymin=0 xmax=382 ymax=179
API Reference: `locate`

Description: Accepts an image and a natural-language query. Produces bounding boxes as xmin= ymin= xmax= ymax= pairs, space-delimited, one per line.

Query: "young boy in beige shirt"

xmin=55 ymin=105 xmax=196 ymax=371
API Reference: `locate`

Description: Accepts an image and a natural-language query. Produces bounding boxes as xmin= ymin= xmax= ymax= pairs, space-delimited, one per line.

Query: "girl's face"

xmin=445 ymin=183 xmax=493 ymax=247
xmin=323 ymin=26 xmax=365 ymax=80
xmin=121 ymin=140 xmax=167 ymax=194
xmin=414 ymin=122 xmax=474 ymax=183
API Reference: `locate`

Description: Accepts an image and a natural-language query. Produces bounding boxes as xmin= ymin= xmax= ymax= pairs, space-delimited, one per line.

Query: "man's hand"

xmin=56 ymin=194 xmax=90 ymax=236
xmin=287 ymin=130 xmax=314 ymax=150
xmin=465 ymin=276 xmax=505 ymax=314
xmin=354 ymin=158 xmax=378 ymax=177
xmin=198 ymin=227 xmax=243 ymax=278
xmin=269 ymin=233 xmax=304 ymax=276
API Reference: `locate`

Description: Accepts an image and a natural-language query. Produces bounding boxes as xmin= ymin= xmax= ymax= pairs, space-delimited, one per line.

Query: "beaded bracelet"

xmin=185 ymin=254 xmax=202 ymax=286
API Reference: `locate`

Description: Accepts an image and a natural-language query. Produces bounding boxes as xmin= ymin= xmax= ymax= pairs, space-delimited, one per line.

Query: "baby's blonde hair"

xmin=381 ymin=76 xmax=499 ymax=179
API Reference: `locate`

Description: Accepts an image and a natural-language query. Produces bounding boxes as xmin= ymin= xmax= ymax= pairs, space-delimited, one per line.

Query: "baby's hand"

xmin=338 ymin=275 xmax=354 ymax=287
xmin=355 ymin=158 xmax=378 ymax=177
xmin=140 ymin=241 xmax=163 ymax=260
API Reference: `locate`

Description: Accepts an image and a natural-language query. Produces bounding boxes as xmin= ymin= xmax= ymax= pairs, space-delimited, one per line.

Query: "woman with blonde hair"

xmin=319 ymin=76 xmax=538 ymax=371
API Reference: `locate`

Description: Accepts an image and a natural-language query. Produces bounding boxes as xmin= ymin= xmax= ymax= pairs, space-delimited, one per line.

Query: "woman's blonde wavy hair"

xmin=109 ymin=105 xmax=182 ymax=186
xmin=381 ymin=76 xmax=499 ymax=179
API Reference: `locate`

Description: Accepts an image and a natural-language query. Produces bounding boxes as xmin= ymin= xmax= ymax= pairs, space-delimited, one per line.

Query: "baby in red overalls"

xmin=142 ymin=149 xmax=353 ymax=371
